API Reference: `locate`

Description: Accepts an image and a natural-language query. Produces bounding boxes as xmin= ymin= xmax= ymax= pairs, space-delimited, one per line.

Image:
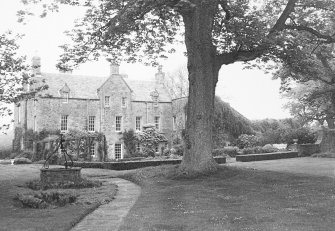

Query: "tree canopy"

xmin=20 ymin=0 xmax=335 ymax=174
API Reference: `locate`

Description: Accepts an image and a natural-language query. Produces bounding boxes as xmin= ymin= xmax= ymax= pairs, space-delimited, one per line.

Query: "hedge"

xmin=72 ymin=156 xmax=226 ymax=170
xmin=236 ymin=151 xmax=298 ymax=162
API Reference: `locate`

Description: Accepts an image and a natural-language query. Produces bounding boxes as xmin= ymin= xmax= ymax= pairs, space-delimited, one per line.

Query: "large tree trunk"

xmin=179 ymin=2 xmax=219 ymax=174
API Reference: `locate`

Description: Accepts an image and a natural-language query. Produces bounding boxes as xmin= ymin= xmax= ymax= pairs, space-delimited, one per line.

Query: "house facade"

xmin=13 ymin=56 xmax=186 ymax=159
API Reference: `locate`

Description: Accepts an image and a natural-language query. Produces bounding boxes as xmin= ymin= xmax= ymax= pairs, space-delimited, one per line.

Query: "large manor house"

xmin=14 ymin=57 xmax=187 ymax=159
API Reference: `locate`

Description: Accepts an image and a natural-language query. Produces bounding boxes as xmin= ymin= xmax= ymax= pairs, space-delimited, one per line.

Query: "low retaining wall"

xmin=40 ymin=167 xmax=82 ymax=185
xmin=73 ymin=156 xmax=226 ymax=170
xmin=298 ymin=144 xmax=320 ymax=157
xmin=236 ymin=151 xmax=298 ymax=162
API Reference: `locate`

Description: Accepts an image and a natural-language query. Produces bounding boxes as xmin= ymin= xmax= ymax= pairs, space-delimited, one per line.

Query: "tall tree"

xmin=0 ymin=32 xmax=30 ymax=132
xmin=22 ymin=0 xmax=335 ymax=174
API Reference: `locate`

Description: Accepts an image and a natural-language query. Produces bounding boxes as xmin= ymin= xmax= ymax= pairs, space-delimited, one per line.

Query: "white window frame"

xmin=135 ymin=116 xmax=141 ymax=131
xmin=88 ymin=116 xmax=95 ymax=132
xmin=154 ymin=116 xmax=160 ymax=130
xmin=115 ymin=143 xmax=122 ymax=159
xmin=63 ymin=93 xmax=69 ymax=103
xmin=153 ymin=97 xmax=159 ymax=107
xmin=90 ymin=143 xmax=95 ymax=156
xmin=104 ymin=96 xmax=110 ymax=107
xmin=60 ymin=115 xmax=68 ymax=132
xmin=136 ymin=143 xmax=141 ymax=152
xmin=115 ymin=116 xmax=122 ymax=132
xmin=121 ymin=97 xmax=126 ymax=108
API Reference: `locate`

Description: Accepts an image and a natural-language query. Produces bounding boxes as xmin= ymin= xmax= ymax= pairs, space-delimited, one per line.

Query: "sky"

xmin=0 ymin=0 xmax=291 ymax=123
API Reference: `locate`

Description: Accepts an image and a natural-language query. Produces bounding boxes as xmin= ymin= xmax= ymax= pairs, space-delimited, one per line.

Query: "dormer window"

xmin=59 ymin=83 xmax=70 ymax=103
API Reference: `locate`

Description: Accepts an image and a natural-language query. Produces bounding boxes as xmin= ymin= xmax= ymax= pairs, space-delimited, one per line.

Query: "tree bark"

xmin=179 ymin=2 xmax=219 ymax=174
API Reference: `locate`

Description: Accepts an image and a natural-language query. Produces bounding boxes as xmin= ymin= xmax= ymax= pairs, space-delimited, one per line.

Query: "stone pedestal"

xmin=40 ymin=167 xmax=82 ymax=186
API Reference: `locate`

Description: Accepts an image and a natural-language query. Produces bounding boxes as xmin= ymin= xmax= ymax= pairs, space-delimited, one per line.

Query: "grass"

xmin=0 ymin=164 xmax=117 ymax=231
xmin=312 ymin=152 xmax=335 ymax=158
xmin=119 ymin=165 xmax=335 ymax=231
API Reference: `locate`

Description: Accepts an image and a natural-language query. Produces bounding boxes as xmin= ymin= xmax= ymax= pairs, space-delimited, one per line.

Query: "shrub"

xmin=222 ymin=146 xmax=239 ymax=157
xmin=282 ymin=127 xmax=317 ymax=145
xmin=14 ymin=157 xmax=32 ymax=165
xmin=261 ymin=144 xmax=278 ymax=153
xmin=17 ymin=151 xmax=34 ymax=160
xmin=212 ymin=148 xmax=226 ymax=157
xmin=122 ymin=129 xmax=137 ymax=157
xmin=236 ymin=134 xmax=260 ymax=149
xmin=137 ymin=127 xmax=168 ymax=157
xmin=171 ymin=144 xmax=184 ymax=156
xmin=0 ymin=149 xmax=12 ymax=159
xmin=14 ymin=190 xmax=77 ymax=209
xmin=26 ymin=178 xmax=102 ymax=190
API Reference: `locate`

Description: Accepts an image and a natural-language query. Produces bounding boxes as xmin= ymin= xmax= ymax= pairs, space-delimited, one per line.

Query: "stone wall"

xmin=298 ymin=127 xmax=335 ymax=156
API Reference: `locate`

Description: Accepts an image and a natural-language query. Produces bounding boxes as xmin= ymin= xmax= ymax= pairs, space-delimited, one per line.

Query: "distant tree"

xmin=164 ymin=64 xmax=188 ymax=99
xmin=0 ymin=32 xmax=31 ymax=132
xmin=21 ymin=0 xmax=335 ymax=174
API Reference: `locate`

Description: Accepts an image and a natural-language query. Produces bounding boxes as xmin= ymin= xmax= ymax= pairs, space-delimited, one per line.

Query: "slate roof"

xmin=39 ymin=73 xmax=108 ymax=99
xmin=124 ymin=79 xmax=172 ymax=102
xmin=38 ymin=72 xmax=172 ymax=102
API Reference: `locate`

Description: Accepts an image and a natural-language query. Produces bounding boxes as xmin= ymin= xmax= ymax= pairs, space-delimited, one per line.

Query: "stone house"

xmin=13 ymin=56 xmax=185 ymax=159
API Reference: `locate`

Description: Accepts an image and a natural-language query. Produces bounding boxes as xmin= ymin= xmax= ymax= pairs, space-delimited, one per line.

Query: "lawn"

xmin=119 ymin=165 xmax=335 ymax=231
xmin=0 ymin=164 xmax=117 ymax=231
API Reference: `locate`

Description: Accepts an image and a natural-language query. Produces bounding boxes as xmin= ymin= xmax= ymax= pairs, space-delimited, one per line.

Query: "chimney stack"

xmin=110 ymin=61 xmax=119 ymax=75
xmin=32 ymin=56 xmax=41 ymax=75
xmin=155 ymin=65 xmax=165 ymax=85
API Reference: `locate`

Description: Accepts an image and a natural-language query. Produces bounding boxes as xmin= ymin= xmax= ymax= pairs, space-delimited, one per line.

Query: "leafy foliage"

xmin=137 ymin=127 xmax=167 ymax=157
xmin=236 ymin=134 xmax=260 ymax=149
xmin=121 ymin=129 xmax=137 ymax=157
xmin=0 ymin=32 xmax=47 ymax=131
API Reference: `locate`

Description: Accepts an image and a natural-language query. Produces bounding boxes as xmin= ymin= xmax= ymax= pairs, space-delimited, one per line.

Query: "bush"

xmin=222 ymin=146 xmax=239 ymax=157
xmin=17 ymin=151 xmax=34 ymax=160
xmin=236 ymin=134 xmax=260 ymax=149
xmin=261 ymin=144 xmax=278 ymax=153
xmin=170 ymin=144 xmax=184 ymax=156
xmin=14 ymin=190 xmax=77 ymax=209
xmin=14 ymin=157 xmax=32 ymax=165
xmin=282 ymin=127 xmax=317 ymax=145
xmin=0 ymin=149 xmax=12 ymax=159
xmin=212 ymin=148 xmax=226 ymax=157
xmin=26 ymin=178 xmax=102 ymax=190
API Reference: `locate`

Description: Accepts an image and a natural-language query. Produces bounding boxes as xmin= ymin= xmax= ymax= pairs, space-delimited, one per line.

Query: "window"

xmin=88 ymin=116 xmax=95 ymax=132
xmin=60 ymin=115 xmax=68 ymax=132
xmin=135 ymin=117 xmax=141 ymax=131
xmin=173 ymin=116 xmax=176 ymax=131
xmin=121 ymin=97 xmax=126 ymax=108
xmin=115 ymin=144 xmax=122 ymax=159
xmin=136 ymin=143 xmax=141 ymax=152
xmin=154 ymin=116 xmax=160 ymax=130
xmin=153 ymin=97 xmax=159 ymax=107
xmin=90 ymin=143 xmax=95 ymax=156
xmin=62 ymin=93 xmax=69 ymax=103
xmin=104 ymin=96 xmax=110 ymax=107
xmin=115 ymin=116 xmax=122 ymax=131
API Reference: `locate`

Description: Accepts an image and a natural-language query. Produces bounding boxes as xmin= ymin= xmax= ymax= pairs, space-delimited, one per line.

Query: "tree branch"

xmin=270 ymin=0 xmax=298 ymax=33
xmin=283 ymin=25 xmax=335 ymax=43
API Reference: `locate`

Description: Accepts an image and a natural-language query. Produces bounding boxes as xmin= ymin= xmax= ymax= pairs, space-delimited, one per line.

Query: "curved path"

xmin=71 ymin=178 xmax=141 ymax=231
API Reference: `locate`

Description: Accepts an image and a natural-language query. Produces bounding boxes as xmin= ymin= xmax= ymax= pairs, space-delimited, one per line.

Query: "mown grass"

xmin=119 ymin=165 xmax=335 ymax=231
xmin=0 ymin=164 xmax=117 ymax=231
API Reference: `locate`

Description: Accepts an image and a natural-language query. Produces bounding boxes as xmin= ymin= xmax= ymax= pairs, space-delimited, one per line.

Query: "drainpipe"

xmin=146 ymin=102 xmax=149 ymax=123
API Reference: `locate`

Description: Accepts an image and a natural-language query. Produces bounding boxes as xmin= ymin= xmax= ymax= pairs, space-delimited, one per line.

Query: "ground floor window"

xmin=90 ymin=143 xmax=95 ymax=156
xmin=115 ymin=143 xmax=122 ymax=159
xmin=136 ymin=143 xmax=141 ymax=152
